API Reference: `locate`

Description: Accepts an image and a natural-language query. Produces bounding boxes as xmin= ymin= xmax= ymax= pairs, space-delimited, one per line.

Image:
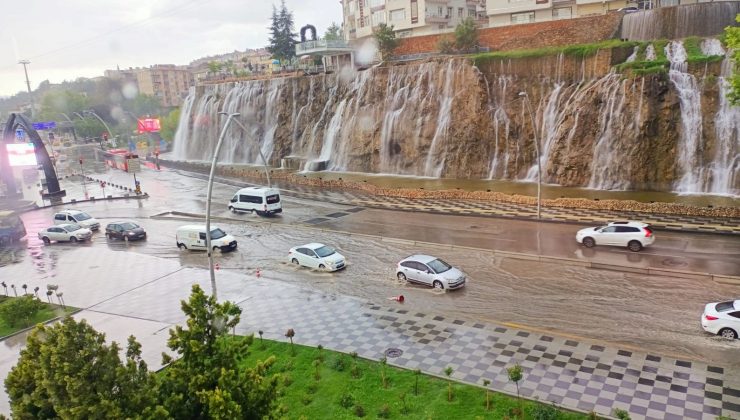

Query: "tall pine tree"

xmin=267 ymin=0 xmax=297 ymax=63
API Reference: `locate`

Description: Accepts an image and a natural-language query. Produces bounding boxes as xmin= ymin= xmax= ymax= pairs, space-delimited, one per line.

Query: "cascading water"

xmin=666 ymin=41 xmax=706 ymax=194
xmin=173 ymin=44 xmax=737 ymax=197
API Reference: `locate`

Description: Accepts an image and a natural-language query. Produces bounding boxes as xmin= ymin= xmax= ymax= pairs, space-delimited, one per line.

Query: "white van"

xmin=53 ymin=210 xmax=101 ymax=231
xmin=176 ymin=225 xmax=238 ymax=252
xmin=228 ymin=187 xmax=282 ymax=216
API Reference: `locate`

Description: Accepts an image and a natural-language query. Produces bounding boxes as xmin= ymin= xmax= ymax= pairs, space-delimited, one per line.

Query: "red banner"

xmin=137 ymin=118 xmax=161 ymax=133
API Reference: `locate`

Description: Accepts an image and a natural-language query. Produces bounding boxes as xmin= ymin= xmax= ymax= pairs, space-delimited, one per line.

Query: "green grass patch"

xmin=244 ymin=339 xmax=589 ymax=419
xmin=615 ymin=59 xmax=669 ymax=74
xmin=682 ymin=36 xmax=725 ymax=64
xmin=0 ymin=297 xmax=76 ymax=337
xmin=472 ymin=39 xmax=639 ymax=65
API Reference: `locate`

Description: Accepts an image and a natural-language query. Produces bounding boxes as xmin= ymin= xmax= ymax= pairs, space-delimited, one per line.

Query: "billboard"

xmin=6 ymin=143 xmax=38 ymax=167
xmin=137 ymin=118 xmax=161 ymax=133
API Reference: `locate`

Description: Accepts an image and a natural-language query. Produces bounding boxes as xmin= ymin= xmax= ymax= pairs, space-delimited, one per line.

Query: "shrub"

xmin=330 ymin=355 xmax=347 ymax=371
xmin=339 ymin=393 xmax=354 ymax=409
xmin=307 ymin=383 xmax=318 ymax=394
xmin=353 ymin=404 xmax=366 ymax=417
xmin=301 ymin=394 xmax=312 ymax=406
xmin=0 ymin=296 xmax=43 ymax=328
xmin=438 ymin=37 xmax=456 ymax=54
xmin=613 ymin=408 xmax=631 ymax=420
xmin=282 ymin=373 xmax=293 ymax=387
xmin=532 ymin=403 xmax=561 ymax=420
xmin=378 ymin=404 xmax=391 ymax=418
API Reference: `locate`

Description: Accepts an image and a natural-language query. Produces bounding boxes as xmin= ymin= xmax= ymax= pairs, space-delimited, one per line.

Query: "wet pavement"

xmin=0 ymin=164 xmax=739 ymax=418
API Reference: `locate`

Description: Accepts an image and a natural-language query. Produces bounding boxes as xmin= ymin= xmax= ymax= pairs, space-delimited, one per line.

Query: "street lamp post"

xmin=83 ymin=110 xmax=113 ymax=149
xmin=18 ymin=60 xmax=34 ymax=118
xmin=205 ymin=112 xmax=240 ymax=299
xmin=231 ymin=118 xmax=272 ymax=188
xmin=58 ymin=113 xmax=79 ymax=141
xmin=518 ymin=91 xmax=541 ymax=220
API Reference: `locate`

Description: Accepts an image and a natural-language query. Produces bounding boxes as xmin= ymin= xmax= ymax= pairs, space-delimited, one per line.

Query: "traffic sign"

xmin=32 ymin=121 xmax=57 ymax=130
xmin=15 ymin=129 xmax=24 ymax=140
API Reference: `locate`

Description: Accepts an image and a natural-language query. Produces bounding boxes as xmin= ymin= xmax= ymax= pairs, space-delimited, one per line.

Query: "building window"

xmin=349 ymin=1 xmax=355 ymax=13
xmin=411 ymin=0 xmax=418 ymax=23
xmin=371 ymin=10 xmax=385 ymax=26
xmin=369 ymin=0 xmax=383 ymax=7
xmin=458 ymin=7 xmax=464 ymax=17
xmin=468 ymin=8 xmax=476 ymax=17
xmin=511 ymin=11 xmax=535 ymax=24
xmin=447 ymin=7 xmax=453 ymax=17
xmin=552 ymin=7 xmax=571 ymax=19
xmin=397 ymin=29 xmax=413 ymax=38
xmin=389 ymin=8 xmax=406 ymax=21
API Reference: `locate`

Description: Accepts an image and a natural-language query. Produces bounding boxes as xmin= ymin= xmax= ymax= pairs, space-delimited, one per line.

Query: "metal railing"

xmin=296 ymin=39 xmax=352 ymax=54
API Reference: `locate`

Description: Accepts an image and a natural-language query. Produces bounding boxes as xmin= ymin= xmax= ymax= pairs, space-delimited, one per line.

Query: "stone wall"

xmin=395 ymin=13 xmax=623 ymax=56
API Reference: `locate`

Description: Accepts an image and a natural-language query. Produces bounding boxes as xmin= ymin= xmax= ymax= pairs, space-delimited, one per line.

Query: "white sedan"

xmin=38 ymin=223 xmax=92 ymax=244
xmin=701 ymin=300 xmax=740 ymax=340
xmin=396 ymin=255 xmax=466 ymax=290
xmin=288 ymin=243 xmax=346 ymax=272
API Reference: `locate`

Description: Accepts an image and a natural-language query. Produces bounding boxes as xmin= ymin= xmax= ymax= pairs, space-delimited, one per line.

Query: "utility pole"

xmin=18 ymin=60 xmax=34 ymax=118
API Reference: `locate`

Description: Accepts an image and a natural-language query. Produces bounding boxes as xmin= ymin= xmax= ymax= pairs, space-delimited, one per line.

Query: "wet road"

xmin=2 ymin=165 xmax=739 ymax=369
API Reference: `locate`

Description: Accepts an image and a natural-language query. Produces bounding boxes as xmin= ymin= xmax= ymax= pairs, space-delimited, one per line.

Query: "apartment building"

xmin=342 ymin=0 xmax=487 ymax=41
xmin=485 ymin=0 xmax=632 ymax=26
xmin=133 ymin=65 xmax=194 ymax=108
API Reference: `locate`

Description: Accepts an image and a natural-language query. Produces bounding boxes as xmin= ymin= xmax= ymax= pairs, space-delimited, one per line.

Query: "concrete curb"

xmin=150 ymin=211 xmax=740 ymax=283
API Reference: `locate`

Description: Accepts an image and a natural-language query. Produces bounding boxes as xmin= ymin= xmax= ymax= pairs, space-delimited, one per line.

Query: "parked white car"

xmin=576 ymin=221 xmax=654 ymax=252
xmin=288 ymin=243 xmax=346 ymax=271
xmin=701 ymin=300 xmax=740 ymax=340
xmin=396 ymin=255 xmax=466 ymax=290
xmin=53 ymin=209 xmax=100 ymax=231
xmin=38 ymin=223 xmax=92 ymax=244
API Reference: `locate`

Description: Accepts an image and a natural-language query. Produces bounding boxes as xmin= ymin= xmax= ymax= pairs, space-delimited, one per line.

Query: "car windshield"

xmin=120 ymin=222 xmax=139 ymax=230
xmin=74 ymin=212 xmax=92 ymax=221
xmin=62 ymin=224 xmax=83 ymax=232
xmin=716 ymin=301 xmax=737 ymax=312
xmin=315 ymin=245 xmax=335 ymax=258
xmin=210 ymin=228 xmax=227 ymax=240
xmin=427 ymin=258 xmax=452 ymax=274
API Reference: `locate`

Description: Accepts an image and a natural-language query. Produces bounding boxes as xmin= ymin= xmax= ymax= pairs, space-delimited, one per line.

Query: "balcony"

xmin=295 ymin=39 xmax=354 ymax=56
xmin=425 ymin=13 xmax=451 ymax=23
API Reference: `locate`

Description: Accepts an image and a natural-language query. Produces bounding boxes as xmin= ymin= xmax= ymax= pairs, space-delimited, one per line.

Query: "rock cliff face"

xmin=173 ymin=44 xmax=738 ymax=196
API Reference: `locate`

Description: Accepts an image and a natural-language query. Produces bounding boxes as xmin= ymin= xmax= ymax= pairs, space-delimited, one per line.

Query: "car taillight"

xmin=705 ymin=314 xmax=718 ymax=321
xmin=644 ymin=228 xmax=652 ymax=238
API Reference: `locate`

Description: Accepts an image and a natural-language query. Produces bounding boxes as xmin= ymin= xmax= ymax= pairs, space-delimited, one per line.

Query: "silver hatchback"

xmin=396 ymin=255 xmax=466 ymax=290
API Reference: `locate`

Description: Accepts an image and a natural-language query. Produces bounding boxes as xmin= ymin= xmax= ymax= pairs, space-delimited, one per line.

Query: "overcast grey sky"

xmin=0 ymin=0 xmax=341 ymax=97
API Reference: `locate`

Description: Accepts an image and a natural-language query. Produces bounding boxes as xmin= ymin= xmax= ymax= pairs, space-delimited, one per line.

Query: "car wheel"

xmin=70 ymin=237 xmax=78 ymax=243
xmin=291 ymin=258 xmax=299 ymax=265
xmin=177 ymin=242 xmax=187 ymax=250
xmin=719 ymin=328 xmax=738 ymax=340
xmin=397 ymin=272 xmax=407 ymax=281
xmin=318 ymin=264 xmax=326 ymax=270
xmin=213 ymin=246 xmax=219 ymax=252
xmin=583 ymin=237 xmax=595 ymax=248
xmin=229 ymin=206 xmax=235 ymax=213
xmin=42 ymin=237 xmax=51 ymax=244
xmin=106 ymin=233 xmax=112 ymax=240
xmin=124 ymin=235 xmax=129 ymax=243
xmin=628 ymin=240 xmax=642 ymax=252
xmin=433 ymin=280 xmax=444 ymax=290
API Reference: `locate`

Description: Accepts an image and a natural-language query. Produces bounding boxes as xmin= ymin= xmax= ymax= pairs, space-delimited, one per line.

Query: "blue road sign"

xmin=32 ymin=121 xmax=56 ymax=130
xmin=15 ymin=129 xmax=24 ymax=140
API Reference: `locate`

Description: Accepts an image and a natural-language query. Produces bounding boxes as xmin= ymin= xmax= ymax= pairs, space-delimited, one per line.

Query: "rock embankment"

xmin=164 ymin=160 xmax=740 ymax=219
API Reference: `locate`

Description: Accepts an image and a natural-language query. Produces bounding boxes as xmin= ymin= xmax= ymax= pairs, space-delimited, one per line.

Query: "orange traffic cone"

xmin=387 ymin=295 xmax=405 ymax=303
xmin=215 ymin=263 xmax=220 ymax=271
xmin=256 ymin=268 xmax=261 ymax=278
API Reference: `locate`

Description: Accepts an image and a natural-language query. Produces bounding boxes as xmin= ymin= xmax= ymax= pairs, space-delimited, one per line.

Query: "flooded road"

xmin=1 ymin=165 xmax=739 ymax=369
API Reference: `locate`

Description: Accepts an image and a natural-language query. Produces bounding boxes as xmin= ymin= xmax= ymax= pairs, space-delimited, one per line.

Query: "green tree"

xmin=324 ymin=22 xmax=342 ymax=41
xmin=438 ymin=36 xmax=456 ymax=54
xmin=725 ymin=14 xmax=740 ymax=105
xmin=125 ymin=94 xmax=162 ymax=118
xmin=5 ymin=317 xmax=157 ymax=419
xmin=157 ymin=284 xmax=281 ymax=419
xmin=507 ymin=363 xmax=523 ymax=416
xmin=208 ymin=61 xmax=224 ymax=75
xmin=454 ymin=17 xmax=479 ymax=53
xmin=37 ymin=90 xmax=89 ymax=122
xmin=159 ymin=107 xmax=181 ymax=142
xmin=374 ymin=23 xmax=400 ymax=62
xmin=267 ymin=0 xmax=297 ymax=63
xmin=0 ymin=296 xmax=43 ymax=328
xmin=73 ymin=117 xmax=106 ymax=139
xmin=444 ymin=366 xmax=454 ymax=401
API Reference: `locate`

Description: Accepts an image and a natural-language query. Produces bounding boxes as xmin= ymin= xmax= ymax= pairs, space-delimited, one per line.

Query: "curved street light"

xmin=83 ymin=110 xmax=114 ymax=146
xmin=204 ymin=111 xmax=240 ymax=299
xmin=518 ymin=91 xmax=541 ymax=220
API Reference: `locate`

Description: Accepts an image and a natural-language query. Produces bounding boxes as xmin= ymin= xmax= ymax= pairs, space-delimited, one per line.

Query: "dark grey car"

xmin=105 ymin=221 xmax=147 ymax=241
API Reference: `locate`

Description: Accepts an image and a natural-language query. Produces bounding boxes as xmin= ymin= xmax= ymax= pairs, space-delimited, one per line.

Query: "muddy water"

xmin=10 ymin=212 xmax=729 ymax=368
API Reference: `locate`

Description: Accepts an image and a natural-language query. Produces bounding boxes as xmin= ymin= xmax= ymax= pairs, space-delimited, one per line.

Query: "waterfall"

xmin=709 ymin=59 xmax=740 ymax=196
xmin=666 ymin=41 xmax=706 ymax=194
xmin=423 ymin=60 xmax=457 ymax=177
xmin=172 ymin=91 xmax=196 ymax=160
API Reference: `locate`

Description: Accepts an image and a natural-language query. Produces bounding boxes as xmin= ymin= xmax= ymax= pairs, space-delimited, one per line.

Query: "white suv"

xmin=576 ymin=221 xmax=654 ymax=252
xmin=53 ymin=210 xmax=100 ymax=231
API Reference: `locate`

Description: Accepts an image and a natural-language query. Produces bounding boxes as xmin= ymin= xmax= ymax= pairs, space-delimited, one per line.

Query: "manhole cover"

xmin=385 ymin=348 xmax=403 ymax=358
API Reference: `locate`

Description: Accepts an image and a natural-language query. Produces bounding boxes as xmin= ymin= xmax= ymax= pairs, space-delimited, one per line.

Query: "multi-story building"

xmin=134 ymin=65 xmax=194 ymax=108
xmin=105 ymin=65 xmax=194 ymax=107
xmin=342 ymin=0 xmax=487 ymax=42
xmin=485 ymin=0 xmax=631 ymax=26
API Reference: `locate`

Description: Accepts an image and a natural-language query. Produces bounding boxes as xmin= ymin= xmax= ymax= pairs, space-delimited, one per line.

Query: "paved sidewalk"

xmin=166 ymin=167 xmax=740 ymax=236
